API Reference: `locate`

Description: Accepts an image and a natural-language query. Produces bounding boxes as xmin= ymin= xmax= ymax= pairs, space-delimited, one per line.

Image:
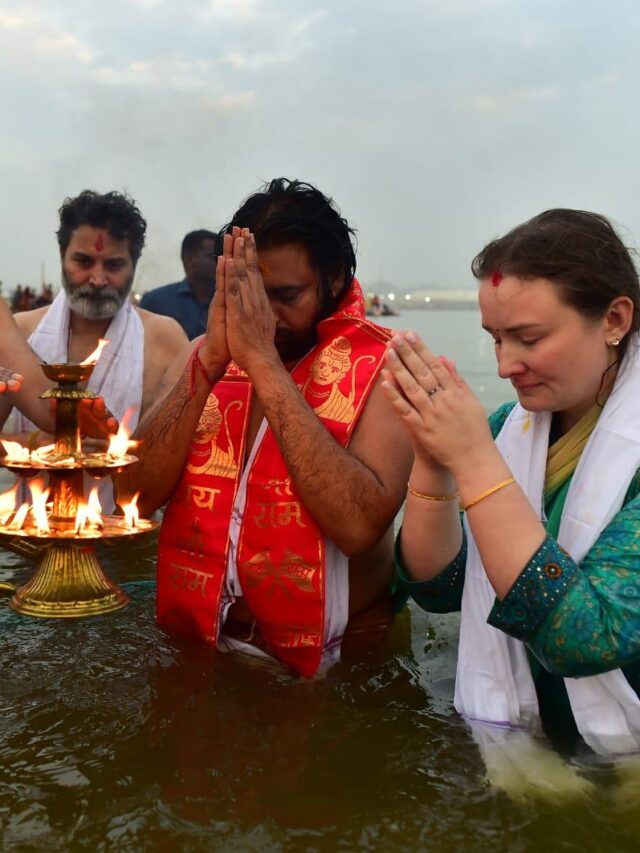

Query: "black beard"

xmin=274 ymin=329 xmax=319 ymax=364
xmin=62 ymin=271 xmax=133 ymax=321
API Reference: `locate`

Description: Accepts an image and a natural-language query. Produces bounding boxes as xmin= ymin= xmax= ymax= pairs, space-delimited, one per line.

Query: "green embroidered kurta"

xmin=395 ymin=402 xmax=640 ymax=732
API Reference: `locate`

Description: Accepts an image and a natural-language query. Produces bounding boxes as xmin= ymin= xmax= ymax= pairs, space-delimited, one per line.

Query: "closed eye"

xmin=271 ymin=288 xmax=299 ymax=304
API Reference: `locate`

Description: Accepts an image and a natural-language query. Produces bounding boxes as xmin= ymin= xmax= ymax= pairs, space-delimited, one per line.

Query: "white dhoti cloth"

xmin=218 ymin=419 xmax=349 ymax=675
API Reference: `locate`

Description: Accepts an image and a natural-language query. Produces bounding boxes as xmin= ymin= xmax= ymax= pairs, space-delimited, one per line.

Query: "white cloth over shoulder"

xmin=455 ymin=337 xmax=640 ymax=756
xmin=13 ymin=291 xmax=145 ymax=512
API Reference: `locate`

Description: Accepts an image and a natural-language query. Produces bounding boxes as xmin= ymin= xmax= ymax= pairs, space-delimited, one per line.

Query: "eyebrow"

xmin=268 ymin=283 xmax=304 ymax=293
xmin=71 ymin=251 xmax=128 ymax=261
xmin=482 ymin=322 xmax=546 ymax=333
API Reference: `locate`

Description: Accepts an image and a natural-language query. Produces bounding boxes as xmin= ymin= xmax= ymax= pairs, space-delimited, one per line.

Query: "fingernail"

xmin=386 ymin=349 xmax=398 ymax=361
xmin=406 ymin=331 xmax=417 ymax=343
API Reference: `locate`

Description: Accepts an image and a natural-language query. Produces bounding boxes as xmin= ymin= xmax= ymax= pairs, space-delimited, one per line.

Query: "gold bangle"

xmin=407 ymin=484 xmax=459 ymax=502
xmin=463 ymin=477 xmax=516 ymax=512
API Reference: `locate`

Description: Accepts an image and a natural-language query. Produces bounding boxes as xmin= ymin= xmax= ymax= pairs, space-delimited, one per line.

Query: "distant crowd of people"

xmin=10 ymin=284 xmax=54 ymax=313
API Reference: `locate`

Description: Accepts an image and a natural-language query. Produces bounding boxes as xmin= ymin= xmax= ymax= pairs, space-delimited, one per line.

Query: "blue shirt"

xmin=140 ymin=279 xmax=211 ymax=340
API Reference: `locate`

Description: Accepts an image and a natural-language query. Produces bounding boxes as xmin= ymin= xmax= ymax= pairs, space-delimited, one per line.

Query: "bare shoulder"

xmin=14 ymin=307 xmax=50 ymax=337
xmin=136 ymin=307 xmax=188 ymax=359
xmin=350 ymin=375 xmax=413 ymax=486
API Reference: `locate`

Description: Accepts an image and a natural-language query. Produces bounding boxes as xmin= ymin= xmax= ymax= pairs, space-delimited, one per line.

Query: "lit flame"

xmin=80 ymin=338 xmax=109 ymax=365
xmin=107 ymin=408 xmax=139 ymax=458
xmin=87 ymin=487 xmax=104 ymax=527
xmin=8 ymin=503 xmax=30 ymax=531
xmin=0 ymin=482 xmax=18 ymax=525
xmin=28 ymin=477 xmax=50 ymax=535
xmin=121 ymin=493 xmax=139 ymax=529
xmin=1 ymin=440 xmax=30 ymax=462
xmin=74 ymin=486 xmax=104 ymax=533
xmin=31 ymin=444 xmax=56 ymax=461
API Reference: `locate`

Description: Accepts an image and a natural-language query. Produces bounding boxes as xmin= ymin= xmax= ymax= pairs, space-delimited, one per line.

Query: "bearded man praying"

xmin=117 ymin=178 xmax=413 ymax=677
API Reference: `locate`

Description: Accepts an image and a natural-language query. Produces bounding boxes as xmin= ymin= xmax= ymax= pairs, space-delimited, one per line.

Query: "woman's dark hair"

xmin=219 ymin=178 xmax=357 ymax=315
xmin=471 ymin=208 xmax=640 ymax=363
xmin=57 ymin=190 xmax=147 ymax=264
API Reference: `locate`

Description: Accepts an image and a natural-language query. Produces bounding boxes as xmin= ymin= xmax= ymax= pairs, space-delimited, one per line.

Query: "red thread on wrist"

xmin=190 ymin=344 xmax=214 ymax=396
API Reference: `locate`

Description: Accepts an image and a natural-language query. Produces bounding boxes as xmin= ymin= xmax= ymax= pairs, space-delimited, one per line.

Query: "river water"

xmin=0 ymin=311 xmax=637 ymax=851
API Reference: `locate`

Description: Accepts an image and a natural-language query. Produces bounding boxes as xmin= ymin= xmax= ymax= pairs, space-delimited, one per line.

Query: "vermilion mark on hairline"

xmin=95 ymin=233 xmax=105 ymax=252
xmin=490 ymin=271 xmax=503 ymax=287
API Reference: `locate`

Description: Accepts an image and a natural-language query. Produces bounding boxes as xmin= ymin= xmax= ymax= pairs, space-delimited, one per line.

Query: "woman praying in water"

xmin=382 ymin=209 xmax=640 ymax=758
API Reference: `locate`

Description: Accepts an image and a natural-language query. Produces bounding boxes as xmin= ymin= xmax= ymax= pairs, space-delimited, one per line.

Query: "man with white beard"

xmin=0 ymin=190 xmax=189 ymax=505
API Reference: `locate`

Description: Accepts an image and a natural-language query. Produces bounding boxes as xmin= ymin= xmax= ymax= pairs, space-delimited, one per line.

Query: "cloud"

xmin=470 ymin=85 xmax=560 ymax=112
xmin=196 ymin=0 xmax=264 ymax=22
xmin=0 ymin=7 xmax=92 ymax=69
xmin=1 ymin=0 xmax=640 ymax=294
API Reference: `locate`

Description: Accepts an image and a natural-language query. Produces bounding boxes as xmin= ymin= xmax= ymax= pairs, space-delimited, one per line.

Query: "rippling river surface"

xmin=1 ymin=311 xmax=637 ymax=851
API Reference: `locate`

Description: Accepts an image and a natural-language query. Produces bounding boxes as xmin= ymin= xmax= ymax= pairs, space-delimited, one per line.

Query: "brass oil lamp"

xmin=0 ymin=354 xmax=157 ymax=618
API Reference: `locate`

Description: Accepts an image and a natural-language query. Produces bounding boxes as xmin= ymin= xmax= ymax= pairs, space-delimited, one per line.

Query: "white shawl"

xmin=14 ymin=291 xmax=144 ymax=512
xmin=455 ymin=339 xmax=640 ymax=756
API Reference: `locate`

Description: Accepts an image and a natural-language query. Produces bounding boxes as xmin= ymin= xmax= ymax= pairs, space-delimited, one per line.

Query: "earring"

xmin=608 ymin=337 xmax=621 ymax=347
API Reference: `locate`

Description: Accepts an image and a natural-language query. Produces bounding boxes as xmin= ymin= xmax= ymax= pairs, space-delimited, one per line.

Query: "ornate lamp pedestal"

xmin=0 ymin=362 xmax=156 ymax=618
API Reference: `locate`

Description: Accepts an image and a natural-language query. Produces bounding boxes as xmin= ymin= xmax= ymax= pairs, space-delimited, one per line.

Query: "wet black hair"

xmin=219 ymin=178 xmax=357 ymax=315
xmin=57 ymin=190 xmax=147 ymax=264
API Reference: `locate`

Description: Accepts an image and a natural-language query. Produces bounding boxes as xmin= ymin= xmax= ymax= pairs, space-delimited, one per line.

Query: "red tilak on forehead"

xmin=95 ymin=233 xmax=105 ymax=252
xmin=490 ymin=271 xmax=503 ymax=287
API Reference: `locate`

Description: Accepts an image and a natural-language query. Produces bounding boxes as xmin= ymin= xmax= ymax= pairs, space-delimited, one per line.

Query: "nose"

xmin=88 ymin=263 xmax=108 ymax=288
xmin=267 ymin=297 xmax=281 ymax=324
xmin=496 ymin=343 xmax=526 ymax=380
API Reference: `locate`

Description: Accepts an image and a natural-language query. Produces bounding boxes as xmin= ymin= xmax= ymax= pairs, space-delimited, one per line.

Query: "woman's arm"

xmin=383 ymin=333 xmax=546 ymax=598
xmin=392 ymin=404 xmax=515 ymax=612
xmin=489 ymin=491 xmax=640 ymax=677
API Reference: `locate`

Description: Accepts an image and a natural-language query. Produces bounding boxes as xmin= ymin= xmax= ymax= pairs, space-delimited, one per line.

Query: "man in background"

xmin=0 ymin=190 xmax=189 ymax=507
xmin=140 ymin=229 xmax=218 ymax=340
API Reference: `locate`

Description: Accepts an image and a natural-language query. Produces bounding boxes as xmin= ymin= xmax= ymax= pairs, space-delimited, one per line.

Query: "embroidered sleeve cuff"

xmin=392 ymin=530 xmax=466 ymax=613
xmin=487 ymin=535 xmax=579 ymax=641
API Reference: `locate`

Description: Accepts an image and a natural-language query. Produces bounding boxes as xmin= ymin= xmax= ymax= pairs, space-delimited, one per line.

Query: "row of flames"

xmin=0 ymin=419 xmax=138 ymax=467
xmin=0 ymin=479 xmax=140 ymax=535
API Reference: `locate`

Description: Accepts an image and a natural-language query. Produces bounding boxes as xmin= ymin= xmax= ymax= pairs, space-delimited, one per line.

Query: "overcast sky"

xmin=1 ymin=0 xmax=639 ymax=294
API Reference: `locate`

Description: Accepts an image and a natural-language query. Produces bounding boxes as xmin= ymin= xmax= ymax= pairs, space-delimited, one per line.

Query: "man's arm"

xmin=0 ymin=303 xmax=117 ymax=439
xmin=254 ymin=363 xmax=412 ymax=555
xmin=0 ymin=302 xmax=56 ymax=431
xmin=224 ymin=232 xmax=413 ymax=556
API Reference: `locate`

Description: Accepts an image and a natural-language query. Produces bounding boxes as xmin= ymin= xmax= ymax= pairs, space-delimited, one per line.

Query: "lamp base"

xmin=9 ymin=541 xmax=129 ymax=618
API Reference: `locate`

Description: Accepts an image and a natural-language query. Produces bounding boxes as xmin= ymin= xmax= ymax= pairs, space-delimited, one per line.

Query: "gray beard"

xmin=62 ymin=272 xmax=133 ymax=321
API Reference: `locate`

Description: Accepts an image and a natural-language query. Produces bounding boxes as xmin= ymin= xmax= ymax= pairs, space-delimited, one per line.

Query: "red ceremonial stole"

xmin=157 ymin=280 xmax=390 ymax=677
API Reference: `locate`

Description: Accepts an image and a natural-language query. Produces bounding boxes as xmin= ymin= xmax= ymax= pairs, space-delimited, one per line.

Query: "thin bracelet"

xmin=407 ymin=484 xmax=459 ymax=502
xmin=463 ymin=476 xmax=516 ymax=512
xmin=189 ymin=343 xmax=216 ymax=396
